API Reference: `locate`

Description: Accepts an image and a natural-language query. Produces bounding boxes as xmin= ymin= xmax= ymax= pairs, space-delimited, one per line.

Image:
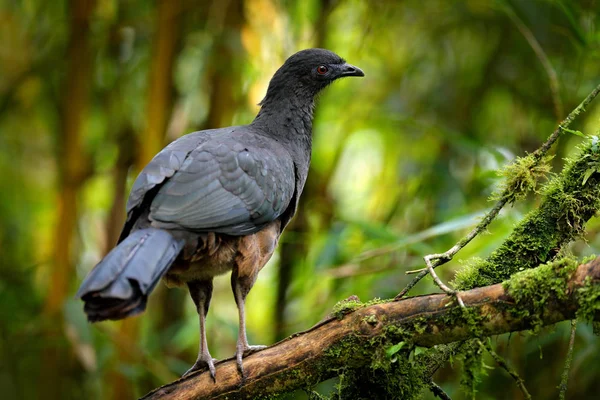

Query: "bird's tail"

xmin=76 ymin=228 xmax=184 ymax=322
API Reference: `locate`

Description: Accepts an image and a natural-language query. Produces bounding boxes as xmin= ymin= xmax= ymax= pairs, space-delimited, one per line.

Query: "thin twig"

xmin=429 ymin=380 xmax=452 ymax=400
xmin=478 ymin=339 xmax=532 ymax=400
xmin=503 ymin=4 xmax=563 ymax=120
xmin=395 ymin=81 xmax=600 ymax=300
xmin=558 ymin=319 xmax=577 ymax=400
xmin=396 ymin=199 xmax=506 ymax=300
xmin=424 ymin=253 xmax=466 ymax=307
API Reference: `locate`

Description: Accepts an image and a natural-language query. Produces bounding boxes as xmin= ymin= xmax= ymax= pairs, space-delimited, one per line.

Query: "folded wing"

xmin=124 ymin=128 xmax=295 ymax=237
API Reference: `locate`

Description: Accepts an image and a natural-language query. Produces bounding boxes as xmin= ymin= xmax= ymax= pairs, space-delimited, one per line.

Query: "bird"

xmin=76 ymin=48 xmax=364 ymax=379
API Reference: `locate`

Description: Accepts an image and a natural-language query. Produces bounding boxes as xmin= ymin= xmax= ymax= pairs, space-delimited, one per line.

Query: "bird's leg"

xmin=183 ymin=279 xmax=216 ymax=380
xmin=231 ymin=224 xmax=279 ymax=376
xmin=231 ymin=270 xmax=266 ymax=377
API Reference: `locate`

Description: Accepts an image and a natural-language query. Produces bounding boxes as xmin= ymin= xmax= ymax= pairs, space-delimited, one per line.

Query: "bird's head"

xmin=260 ymin=48 xmax=364 ymax=106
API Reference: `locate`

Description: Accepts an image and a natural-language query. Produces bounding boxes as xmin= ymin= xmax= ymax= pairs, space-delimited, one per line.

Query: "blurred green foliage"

xmin=1 ymin=0 xmax=600 ymax=398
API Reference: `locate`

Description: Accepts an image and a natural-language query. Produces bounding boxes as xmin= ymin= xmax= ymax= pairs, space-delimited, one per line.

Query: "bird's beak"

xmin=339 ymin=63 xmax=365 ymax=77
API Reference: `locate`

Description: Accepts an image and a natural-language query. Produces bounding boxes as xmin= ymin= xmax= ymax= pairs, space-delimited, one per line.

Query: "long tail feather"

xmin=76 ymin=228 xmax=184 ymax=322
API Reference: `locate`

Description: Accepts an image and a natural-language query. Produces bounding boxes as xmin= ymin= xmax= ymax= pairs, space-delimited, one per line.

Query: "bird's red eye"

xmin=316 ymin=65 xmax=328 ymax=75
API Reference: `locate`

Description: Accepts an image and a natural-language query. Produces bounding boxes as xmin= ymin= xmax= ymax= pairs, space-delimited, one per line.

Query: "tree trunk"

xmin=203 ymin=0 xmax=246 ymax=130
xmin=42 ymin=1 xmax=95 ymax=398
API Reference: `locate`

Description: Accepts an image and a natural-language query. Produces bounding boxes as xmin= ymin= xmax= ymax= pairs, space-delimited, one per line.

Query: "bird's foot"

xmin=183 ymin=356 xmax=217 ymax=381
xmin=235 ymin=344 xmax=267 ymax=377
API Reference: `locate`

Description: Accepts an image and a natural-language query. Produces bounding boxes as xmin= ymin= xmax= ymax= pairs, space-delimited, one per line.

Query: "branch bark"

xmin=141 ymin=257 xmax=600 ymax=400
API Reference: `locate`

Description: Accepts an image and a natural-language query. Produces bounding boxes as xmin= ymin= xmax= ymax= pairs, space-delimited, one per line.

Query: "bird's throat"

xmin=252 ymin=95 xmax=315 ymax=142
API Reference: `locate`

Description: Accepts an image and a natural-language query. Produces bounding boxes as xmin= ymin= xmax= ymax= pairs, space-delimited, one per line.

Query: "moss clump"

xmin=491 ymin=153 xmax=552 ymax=203
xmin=323 ymin=335 xmax=367 ymax=361
xmin=454 ymin=139 xmax=600 ymax=290
xmin=502 ymin=258 xmax=579 ymax=331
xmin=334 ymin=343 xmax=428 ymax=400
xmin=330 ymin=297 xmax=389 ymax=320
xmin=362 ymin=314 xmax=378 ymax=325
xmin=453 ymin=257 xmax=486 ymax=291
xmin=459 ymin=344 xmax=484 ymax=400
xmin=576 ymin=276 xmax=600 ymax=322
xmin=331 ymin=298 xmax=364 ymax=320
xmin=319 ymin=321 xmax=426 ymax=399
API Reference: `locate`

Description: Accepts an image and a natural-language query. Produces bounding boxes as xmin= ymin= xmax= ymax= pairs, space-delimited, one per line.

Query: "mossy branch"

xmin=397 ymin=82 xmax=600 ymax=299
xmin=140 ymin=258 xmax=600 ymax=400
xmin=415 ymin=82 xmax=600 ymax=394
xmin=453 ymin=139 xmax=600 ymax=290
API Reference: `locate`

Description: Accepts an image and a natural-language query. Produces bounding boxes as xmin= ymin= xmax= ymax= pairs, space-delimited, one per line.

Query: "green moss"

xmin=503 ymin=258 xmax=577 ymax=301
xmin=593 ymin=322 xmax=600 ymax=336
xmin=336 ymin=345 xmax=428 ymax=400
xmin=322 ymin=304 xmax=445 ymax=399
xmin=324 ymin=335 xmax=361 ymax=360
xmin=576 ymin=276 xmax=600 ymax=322
xmin=383 ymin=324 xmax=408 ymax=338
xmin=502 ymin=258 xmax=579 ymax=331
xmin=322 ymin=153 xmax=599 ymax=399
xmin=362 ymin=314 xmax=378 ymax=325
xmin=453 ymin=258 xmax=486 ymax=290
xmin=491 ymin=153 xmax=552 ymax=204
xmin=320 ymin=328 xmax=422 ymax=399
xmin=331 ymin=299 xmax=364 ymax=320
xmin=330 ymin=297 xmax=389 ymax=320
xmin=459 ymin=345 xmax=484 ymax=400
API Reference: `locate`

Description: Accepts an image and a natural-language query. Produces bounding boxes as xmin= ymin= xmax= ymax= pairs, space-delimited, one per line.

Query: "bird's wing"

xmin=126 ymin=130 xmax=218 ymax=214
xmin=147 ymin=135 xmax=295 ymax=235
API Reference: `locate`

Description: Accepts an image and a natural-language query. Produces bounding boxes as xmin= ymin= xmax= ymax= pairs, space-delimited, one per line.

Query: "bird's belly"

xmin=163 ymin=232 xmax=238 ymax=287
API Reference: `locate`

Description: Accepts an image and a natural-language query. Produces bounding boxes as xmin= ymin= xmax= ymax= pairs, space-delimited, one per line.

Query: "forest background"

xmin=1 ymin=0 xmax=600 ymax=399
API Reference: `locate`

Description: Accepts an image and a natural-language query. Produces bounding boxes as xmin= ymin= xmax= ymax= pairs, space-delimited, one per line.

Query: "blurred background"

xmin=1 ymin=0 xmax=600 ymax=399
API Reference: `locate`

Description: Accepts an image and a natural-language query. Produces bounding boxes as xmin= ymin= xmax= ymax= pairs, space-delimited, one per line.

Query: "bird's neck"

xmin=251 ymin=93 xmax=314 ymax=192
xmin=251 ymin=93 xmax=315 ymax=148
xmin=252 ymin=93 xmax=315 ymax=162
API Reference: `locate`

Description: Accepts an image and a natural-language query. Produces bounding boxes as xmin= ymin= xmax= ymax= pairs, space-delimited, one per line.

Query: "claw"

xmin=235 ymin=343 xmax=267 ymax=377
xmin=183 ymin=357 xmax=217 ymax=381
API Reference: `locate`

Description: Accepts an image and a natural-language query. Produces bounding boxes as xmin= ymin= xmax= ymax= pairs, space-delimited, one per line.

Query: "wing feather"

xmin=124 ymin=127 xmax=295 ymax=236
xmin=149 ymin=138 xmax=294 ymax=234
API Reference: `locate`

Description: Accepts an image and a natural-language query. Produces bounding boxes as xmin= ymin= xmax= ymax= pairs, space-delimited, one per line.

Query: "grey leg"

xmin=231 ymin=272 xmax=266 ymax=377
xmin=183 ymin=280 xmax=216 ymax=380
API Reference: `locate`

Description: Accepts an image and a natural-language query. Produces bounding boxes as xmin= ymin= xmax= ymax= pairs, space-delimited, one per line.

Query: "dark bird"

xmin=76 ymin=48 xmax=364 ymax=379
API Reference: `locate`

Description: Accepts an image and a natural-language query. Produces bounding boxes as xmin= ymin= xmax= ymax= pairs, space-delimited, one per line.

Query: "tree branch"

xmin=396 ymin=81 xmax=600 ymax=299
xmin=141 ymin=257 xmax=600 ymax=400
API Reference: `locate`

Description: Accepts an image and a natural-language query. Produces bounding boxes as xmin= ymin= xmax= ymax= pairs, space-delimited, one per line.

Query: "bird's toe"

xmin=236 ymin=351 xmax=244 ymax=377
xmin=243 ymin=344 xmax=267 ymax=355
xmin=183 ymin=357 xmax=217 ymax=382
xmin=235 ymin=343 xmax=267 ymax=378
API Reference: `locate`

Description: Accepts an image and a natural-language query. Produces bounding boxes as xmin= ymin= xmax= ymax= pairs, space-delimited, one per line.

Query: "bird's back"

xmin=121 ymin=125 xmax=297 ymax=242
